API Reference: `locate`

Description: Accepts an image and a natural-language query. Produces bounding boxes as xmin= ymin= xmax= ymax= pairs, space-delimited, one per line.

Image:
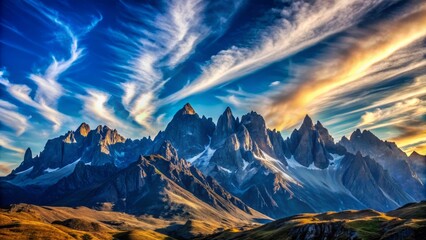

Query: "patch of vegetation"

xmin=68 ymin=232 xmax=78 ymax=239
xmin=346 ymin=218 xmax=384 ymax=240
xmin=81 ymin=233 xmax=93 ymax=240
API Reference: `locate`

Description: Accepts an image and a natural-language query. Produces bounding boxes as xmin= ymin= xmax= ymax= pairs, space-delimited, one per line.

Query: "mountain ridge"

xmin=1 ymin=103 xmax=424 ymax=223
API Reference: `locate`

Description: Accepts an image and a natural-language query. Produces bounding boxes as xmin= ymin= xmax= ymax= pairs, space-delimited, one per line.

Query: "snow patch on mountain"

xmin=8 ymin=159 xmax=81 ymax=187
xmin=242 ymin=159 xmax=249 ymax=170
xmin=14 ymin=167 xmax=33 ymax=175
xmin=286 ymin=155 xmax=352 ymax=194
xmin=44 ymin=168 xmax=59 ymax=173
xmin=256 ymin=151 xmax=298 ymax=185
xmin=218 ymin=166 xmax=233 ymax=174
xmin=189 ymin=144 xmax=216 ymax=169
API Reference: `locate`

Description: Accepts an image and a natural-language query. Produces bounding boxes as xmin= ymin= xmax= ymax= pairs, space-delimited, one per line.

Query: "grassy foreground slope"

xmin=1 ymin=202 xmax=424 ymax=239
xmin=0 ymin=203 xmax=265 ymax=240
xmin=0 ymin=204 xmax=175 ymax=240
xmin=204 ymin=201 xmax=426 ymax=240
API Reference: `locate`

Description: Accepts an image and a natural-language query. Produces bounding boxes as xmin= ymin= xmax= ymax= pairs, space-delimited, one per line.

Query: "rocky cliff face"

xmin=288 ymin=115 xmax=332 ymax=169
xmin=2 ymin=103 xmax=423 ymax=221
xmin=189 ymin=110 xmax=415 ymax=218
xmin=10 ymin=123 xmax=153 ymax=181
xmin=340 ymin=152 xmax=412 ymax=210
xmin=339 ymin=129 xmax=425 ymax=200
xmin=154 ymin=103 xmax=215 ymax=159
xmin=408 ymin=151 xmax=426 ymax=183
xmin=211 ymin=107 xmax=237 ymax=148
xmin=44 ymin=141 xmax=257 ymax=219
xmin=206 ymin=201 xmax=426 ymax=240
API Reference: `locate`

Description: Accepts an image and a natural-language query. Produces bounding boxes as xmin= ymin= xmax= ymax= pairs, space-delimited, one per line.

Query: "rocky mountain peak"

xmin=76 ymin=122 xmax=90 ymax=137
xmin=224 ymin=106 xmax=232 ymax=115
xmin=289 ymin=115 xmax=332 ymax=168
xmin=212 ymin=107 xmax=237 ymax=148
xmin=179 ymin=103 xmax=196 ymax=115
xmin=347 ymin=129 xmax=383 ymax=147
xmin=156 ymin=103 xmax=215 ymax=159
xmin=156 ymin=141 xmax=179 ymax=161
xmin=63 ymin=131 xmax=76 ymax=144
xmin=24 ymin=147 xmax=32 ymax=162
xmin=410 ymin=151 xmax=423 ymax=158
xmin=340 ymin=129 xmax=425 ymax=200
xmin=350 ymin=129 xmax=363 ymax=140
xmin=241 ymin=111 xmax=274 ymax=155
xmin=300 ymin=114 xmax=314 ymax=131
xmin=94 ymin=125 xmax=125 ymax=145
xmin=315 ymin=120 xmax=335 ymax=148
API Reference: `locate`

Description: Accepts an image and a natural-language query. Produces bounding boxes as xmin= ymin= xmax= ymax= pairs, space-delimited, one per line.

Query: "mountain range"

xmin=1 ymin=103 xmax=425 ymax=238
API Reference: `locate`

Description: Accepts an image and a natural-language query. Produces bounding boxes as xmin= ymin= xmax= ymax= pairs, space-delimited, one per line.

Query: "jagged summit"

xmin=178 ymin=102 xmax=196 ymax=115
xmin=24 ymin=147 xmax=32 ymax=162
xmin=410 ymin=151 xmax=424 ymax=158
xmin=156 ymin=140 xmax=179 ymax=161
xmin=212 ymin=106 xmax=237 ymax=147
xmin=76 ymin=122 xmax=90 ymax=137
xmin=315 ymin=120 xmax=323 ymax=128
xmin=340 ymin=128 xmax=425 ymax=200
xmin=350 ymin=129 xmax=379 ymax=141
xmin=300 ymin=114 xmax=314 ymax=130
xmin=3 ymin=104 xmax=424 ymax=221
xmin=156 ymin=103 xmax=215 ymax=159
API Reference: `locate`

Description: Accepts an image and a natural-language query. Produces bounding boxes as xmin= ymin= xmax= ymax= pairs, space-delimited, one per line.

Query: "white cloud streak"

xmin=0 ymin=75 xmax=68 ymax=131
xmin=108 ymin=0 xmax=209 ymax=132
xmin=162 ymin=0 xmax=382 ymax=104
xmin=359 ymin=98 xmax=425 ymax=128
xmin=78 ymin=89 xmax=126 ymax=128
xmin=0 ymin=0 xmax=101 ymax=132
xmin=0 ymin=134 xmax=25 ymax=154
xmin=0 ymin=99 xmax=29 ymax=135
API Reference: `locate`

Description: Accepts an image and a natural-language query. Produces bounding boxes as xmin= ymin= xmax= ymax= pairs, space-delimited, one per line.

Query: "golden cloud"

xmin=390 ymin=124 xmax=426 ymax=155
xmin=265 ymin=6 xmax=426 ymax=130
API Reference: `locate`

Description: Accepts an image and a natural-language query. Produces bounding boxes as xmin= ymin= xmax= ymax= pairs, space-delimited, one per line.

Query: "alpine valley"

xmin=1 ymin=104 xmax=425 ymax=239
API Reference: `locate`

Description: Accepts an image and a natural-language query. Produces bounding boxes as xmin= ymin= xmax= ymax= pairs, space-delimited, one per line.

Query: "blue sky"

xmin=1 ymin=0 xmax=425 ymax=174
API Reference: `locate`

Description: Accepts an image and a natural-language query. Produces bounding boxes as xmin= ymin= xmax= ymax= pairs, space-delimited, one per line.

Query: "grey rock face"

xmin=408 ymin=151 xmax=426 ymax=183
xmin=339 ymin=129 xmax=425 ymax=200
xmin=44 ymin=161 xmax=119 ymax=204
xmin=24 ymin=147 xmax=32 ymax=162
xmin=3 ymin=103 xmax=423 ymax=221
xmin=154 ymin=103 xmax=215 ymax=159
xmin=288 ymin=222 xmax=359 ymax=240
xmin=341 ymin=152 xmax=412 ymax=211
xmin=288 ymin=115 xmax=332 ymax=169
xmin=12 ymin=148 xmax=34 ymax=174
xmin=9 ymin=123 xmax=153 ymax=180
xmin=211 ymin=107 xmax=237 ymax=148
xmin=53 ymin=143 xmax=252 ymax=217
xmin=241 ymin=111 xmax=274 ymax=156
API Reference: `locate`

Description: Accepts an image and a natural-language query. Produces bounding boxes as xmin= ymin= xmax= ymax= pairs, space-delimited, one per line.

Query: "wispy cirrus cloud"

xmin=390 ymin=124 xmax=426 ymax=155
xmin=78 ymin=89 xmax=127 ymax=130
xmin=0 ymin=74 xmax=68 ymax=131
xmin=0 ymin=134 xmax=25 ymax=154
xmin=107 ymin=0 xmax=240 ymax=133
xmin=108 ymin=0 xmax=206 ymax=132
xmin=162 ymin=0 xmax=382 ymax=104
xmin=0 ymin=162 xmax=13 ymax=176
xmin=359 ymin=98 xmax=425 ymax=128
xmin=0 ymin=0 xmax=101 ymax=132
xmin=0 ymin=99 xmax=29 ymax=135
xmin=262 ymin=6 xmax=426 ymax=130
